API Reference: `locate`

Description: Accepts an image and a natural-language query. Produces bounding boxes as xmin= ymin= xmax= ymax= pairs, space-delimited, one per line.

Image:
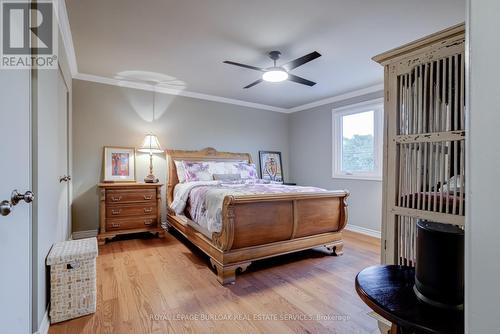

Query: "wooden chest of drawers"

xmin=98 ymin=183 xmax=165 ymax=245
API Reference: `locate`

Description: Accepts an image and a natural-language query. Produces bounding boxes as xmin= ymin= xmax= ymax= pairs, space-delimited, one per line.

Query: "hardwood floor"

xmin=49 ymin=230 xmax=381 ymax=334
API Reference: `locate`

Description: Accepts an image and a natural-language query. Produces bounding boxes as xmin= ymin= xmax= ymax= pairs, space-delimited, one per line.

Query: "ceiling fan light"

xmin=262 ymin=69 xmax=288 ymax=82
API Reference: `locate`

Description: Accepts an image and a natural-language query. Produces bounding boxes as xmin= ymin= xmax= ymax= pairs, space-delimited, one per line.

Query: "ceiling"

xmin=65 ymin=0 xmax=464 ymax=110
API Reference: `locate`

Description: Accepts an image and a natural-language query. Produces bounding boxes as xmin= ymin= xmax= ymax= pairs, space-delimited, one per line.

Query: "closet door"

xmin=57 ymin=70 xmax=70 ymax=240
xmin=0 ymin=59 xmax=32 ymax=334
xmin=35 ymin=66 xmax=70 ymax=323
xmin=37 ymin=67 xmax=69 ymax=244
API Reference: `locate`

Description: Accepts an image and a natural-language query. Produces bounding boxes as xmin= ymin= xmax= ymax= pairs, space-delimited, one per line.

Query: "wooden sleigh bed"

xmin=166 ymin=147 xmax=349 ymax=285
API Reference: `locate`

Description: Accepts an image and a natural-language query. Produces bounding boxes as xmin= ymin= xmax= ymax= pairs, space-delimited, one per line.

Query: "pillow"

xmin=174 ymin=160 xmax=187 ymax=183
xmin=213 ymin=173 xmax=241 ymax=181
xmin=182 ymin=161 xmax=213 ymax=182
xmin=213 ymin=161 xmax=237 ymax=175
xmin=233 ymin=162 xmax=258 ymax=179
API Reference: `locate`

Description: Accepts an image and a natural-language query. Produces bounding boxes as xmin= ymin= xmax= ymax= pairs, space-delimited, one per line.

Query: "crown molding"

xmin=54 ymin=0 xmax=78 ymax=75
xmin=74 ymin=73 xmax=289 ymax=113
xmin=286 ymin=83 xmax=384 ymax=113
xmin=74 ymin=72 xmax=384 ymax=114
xmin=331 ymin=97 xmax=384 ymax=114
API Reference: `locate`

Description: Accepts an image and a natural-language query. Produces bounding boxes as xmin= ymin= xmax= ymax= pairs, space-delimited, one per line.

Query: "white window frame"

xmin=332 ymin=98 xmax=383 ymax=181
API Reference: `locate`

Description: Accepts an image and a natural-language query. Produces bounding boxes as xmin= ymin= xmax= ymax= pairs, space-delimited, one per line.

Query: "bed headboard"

xmin=166 ymin=147 xmax=252 ymax=206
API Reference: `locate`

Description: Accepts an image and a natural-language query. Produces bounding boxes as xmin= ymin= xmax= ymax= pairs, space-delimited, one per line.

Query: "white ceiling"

xmin=65 ymin=0 xmax=464 ymax=109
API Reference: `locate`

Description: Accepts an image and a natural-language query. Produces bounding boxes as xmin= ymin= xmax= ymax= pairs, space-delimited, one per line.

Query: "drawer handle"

xmin=111 ymin=209 xmax=122 ymax=215
xmin=144 ymin=195 xmax=153 ymax=200
xmin=144 ymin=208 xmax=153 ymax=213
xmin=111 ymin=223 xmax=120 ymax=228
xmin=144 ymin=219 xmax=154 ymax=226
xmin=111 ymin=196 xmax=122 ymax=202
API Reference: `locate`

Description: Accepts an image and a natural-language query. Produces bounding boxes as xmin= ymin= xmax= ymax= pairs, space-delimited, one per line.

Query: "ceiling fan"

xmin=223 ymin=50 xmax=321 ymax=89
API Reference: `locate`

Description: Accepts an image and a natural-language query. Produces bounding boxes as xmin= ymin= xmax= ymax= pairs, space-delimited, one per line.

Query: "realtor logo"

xmin=1 ymin=0 xmax=57 ymax=69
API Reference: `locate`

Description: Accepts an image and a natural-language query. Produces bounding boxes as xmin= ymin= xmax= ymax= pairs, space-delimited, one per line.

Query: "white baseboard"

xmin=72 ymin=229 xmax=98 ymax=239
xmin=345 ymin=224 xmax=381 ymax=239
xmin=34 ymin=309 xmax=49 ymax=334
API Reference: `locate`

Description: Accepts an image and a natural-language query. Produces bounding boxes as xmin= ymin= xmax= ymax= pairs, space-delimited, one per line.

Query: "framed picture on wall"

xmin=103 ymin=146 xmax=136 ymax=182
xmin=259 ymin=151 xmax=284 ymax=182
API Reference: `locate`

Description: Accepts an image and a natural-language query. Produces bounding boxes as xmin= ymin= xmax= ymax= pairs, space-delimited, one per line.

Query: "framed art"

xmin=259 ymin=151 xmax=283 ymax=182
xmin=103 ymin=146 xmax=136 ymax=182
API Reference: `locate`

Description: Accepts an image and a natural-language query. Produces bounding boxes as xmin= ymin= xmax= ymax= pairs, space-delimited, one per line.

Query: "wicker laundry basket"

xmin=46 ymin=237 xmax=98 ymax=323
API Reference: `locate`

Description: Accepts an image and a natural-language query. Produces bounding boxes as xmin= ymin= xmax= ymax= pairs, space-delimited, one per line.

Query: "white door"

xmin=35 ymin=67 xmax=70 ymax=324
xmin=0 ymin=70 xmax=32 ymax=332
xmin=37 ymin=68 xmax=69 ymax=243
xmin=37 ymin=66 xmax=69 ymax=246
xmin=58 ymin=70 xmax=69 ymax=240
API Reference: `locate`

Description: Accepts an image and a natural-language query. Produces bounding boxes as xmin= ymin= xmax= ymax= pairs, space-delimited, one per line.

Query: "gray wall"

xmin=467 ymin=0 xmax=500 ymax=331
xmin=72 ymin=79 xmax=383 ymax=234
xmin=288 ymin=92 xmax=384 ymax=233
xmin=72 ymin=79 xmax=290 ymax=232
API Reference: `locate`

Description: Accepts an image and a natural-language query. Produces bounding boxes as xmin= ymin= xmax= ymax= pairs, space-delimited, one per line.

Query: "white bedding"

xmin=170 ymin=180 xmax=220 ymax=214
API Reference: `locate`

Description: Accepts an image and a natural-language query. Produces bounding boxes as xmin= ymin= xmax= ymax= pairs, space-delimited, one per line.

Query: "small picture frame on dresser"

xmin=103 ymin=146 xmax=136 ymax=182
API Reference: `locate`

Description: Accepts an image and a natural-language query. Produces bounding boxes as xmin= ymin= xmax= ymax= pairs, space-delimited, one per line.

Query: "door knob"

xmin=0 ymin=200 xmax=12 ymax=216
xmin=11 ymin=190 xmax=35 ymax=205
xmin=0 ymin=190 xmax=34 ymax=217
xmin=59 ymin=175 xmax=71 ymax=183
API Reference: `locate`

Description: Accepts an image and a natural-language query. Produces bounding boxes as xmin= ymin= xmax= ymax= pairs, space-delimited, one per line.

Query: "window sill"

xmin=332 ymin=175 xmax=382 ymax=182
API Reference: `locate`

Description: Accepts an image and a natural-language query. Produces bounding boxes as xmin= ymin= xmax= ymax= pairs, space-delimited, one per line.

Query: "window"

xmin=332 ymin=99 xmax=383 ymax=180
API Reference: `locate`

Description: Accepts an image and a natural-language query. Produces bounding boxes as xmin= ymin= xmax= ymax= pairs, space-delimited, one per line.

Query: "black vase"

xmin=414 ymin=220 xmax=464 ymax=310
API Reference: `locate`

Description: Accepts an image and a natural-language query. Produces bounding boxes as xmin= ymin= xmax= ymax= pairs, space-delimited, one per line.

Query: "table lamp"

xmin=138 ymin=134 xmax=163 ymax=183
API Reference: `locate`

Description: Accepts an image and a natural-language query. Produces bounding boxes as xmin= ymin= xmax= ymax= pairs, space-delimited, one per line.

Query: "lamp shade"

xmin=137 ymin=134 xmax=163 ymax=153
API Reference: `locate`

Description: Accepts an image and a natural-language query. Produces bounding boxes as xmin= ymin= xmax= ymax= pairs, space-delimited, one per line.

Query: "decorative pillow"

xmin=213 ymin=161 xmax=237 ymax=175
xmin=174 ymin=160 xmax=187 ymax=183
xmin=213 ymin=173 xmax=241 ymax=181
xmin=233 ymin=162 xmax=258 ymax=179
xmin=182 ymin=161 xmax=213 ymax=182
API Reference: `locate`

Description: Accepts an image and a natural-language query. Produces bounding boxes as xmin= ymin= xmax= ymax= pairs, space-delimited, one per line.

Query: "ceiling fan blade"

xmin=243 ymin=79 xmax=263 ymax=89
xmin=223 ymin=61 xmax=265 ymax=72
xmin=282 ymin=51 xmax=321 ymax=71
xmin=287 ymin=74 xmax=316 ymax=86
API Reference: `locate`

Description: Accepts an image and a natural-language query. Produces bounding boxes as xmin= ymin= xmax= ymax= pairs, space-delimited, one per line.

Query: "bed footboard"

xmin=212 ymin=191 xmax=349 ymax=252
xmin=205 ymin=191 xmax=349 ymax=284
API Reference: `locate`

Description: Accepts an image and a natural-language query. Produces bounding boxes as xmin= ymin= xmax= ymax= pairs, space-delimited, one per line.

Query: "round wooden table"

xmin=355 ymin=265 xmax=463 ymax=334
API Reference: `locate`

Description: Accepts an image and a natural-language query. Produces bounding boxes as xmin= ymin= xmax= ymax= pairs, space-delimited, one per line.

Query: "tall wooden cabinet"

xmin=373 ymin=24 xmax=466 ymax=265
